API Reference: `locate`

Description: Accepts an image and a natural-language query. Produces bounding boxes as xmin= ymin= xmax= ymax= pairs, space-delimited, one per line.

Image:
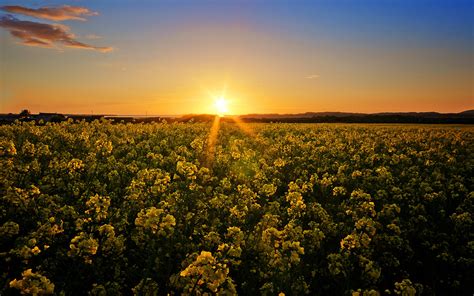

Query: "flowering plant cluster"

xmin=0 ymin=120 xmax=472 ymax=295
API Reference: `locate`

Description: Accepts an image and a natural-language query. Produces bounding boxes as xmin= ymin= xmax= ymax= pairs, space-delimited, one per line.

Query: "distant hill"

xmin=459 ymin=109 xmax=474 ymax=115
xmin=239 ymin=110 xmax=474 ymax=119
xmin=237 ymin=110 xmax=474 ymax=124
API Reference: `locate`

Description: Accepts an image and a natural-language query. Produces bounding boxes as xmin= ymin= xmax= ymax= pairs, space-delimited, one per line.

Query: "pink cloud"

xmin=0 ymin=15 xmax=112 ymax=52
xmin=0 ymin=5 xmax=98 ymax=21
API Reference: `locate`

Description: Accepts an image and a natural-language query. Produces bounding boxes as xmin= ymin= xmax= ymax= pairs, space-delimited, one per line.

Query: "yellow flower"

xmin=31 ymin=246 xmax=41 ymax=255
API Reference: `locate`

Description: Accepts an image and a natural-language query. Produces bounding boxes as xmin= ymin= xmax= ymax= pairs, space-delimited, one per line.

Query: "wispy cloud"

xmin=0 ymin=5 xmax=98 ymax=21
xmin=0 ymin=15 xmax=112 ymax=52
xmin=306 ymin=74 xmax=320 ymax=79
xmin=85 ymin=34 xmax=101 ymax=39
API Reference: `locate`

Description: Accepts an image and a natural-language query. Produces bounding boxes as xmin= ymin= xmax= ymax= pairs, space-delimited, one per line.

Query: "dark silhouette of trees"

xmin=19 ymin=109 xmax=31 ymax=118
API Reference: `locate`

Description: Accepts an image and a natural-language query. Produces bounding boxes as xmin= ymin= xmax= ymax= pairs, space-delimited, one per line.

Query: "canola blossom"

xmin=0 ymin=120 xmax=473 ymax=295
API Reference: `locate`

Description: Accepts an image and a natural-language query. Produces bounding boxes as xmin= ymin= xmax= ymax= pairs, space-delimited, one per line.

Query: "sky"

xmin=0 ymin=0 xmax=473 ymax=115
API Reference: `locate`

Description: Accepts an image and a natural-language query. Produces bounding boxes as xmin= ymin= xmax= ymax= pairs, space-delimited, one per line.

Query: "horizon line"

xmin=2 ymin=109 xmax=473 ymax=118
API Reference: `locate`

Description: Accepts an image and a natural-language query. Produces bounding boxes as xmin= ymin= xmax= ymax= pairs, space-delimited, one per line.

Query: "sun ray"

xmin=206 ymin=115 xmax=221 ymax=167
xmin=231 ymin=116 xmax=255 ymax=137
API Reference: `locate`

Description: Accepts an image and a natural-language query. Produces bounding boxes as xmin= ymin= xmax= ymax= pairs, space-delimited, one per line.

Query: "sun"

xmin=214 ymin=97 xmax=229 ymax=116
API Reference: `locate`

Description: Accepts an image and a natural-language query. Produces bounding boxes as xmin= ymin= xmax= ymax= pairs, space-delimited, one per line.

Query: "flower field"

xmin=1 ymin=120 xmax=473 ymax=295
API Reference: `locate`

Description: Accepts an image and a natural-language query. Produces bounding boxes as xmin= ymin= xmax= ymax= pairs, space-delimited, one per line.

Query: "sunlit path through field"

xmin=206 ymin=115 xmax=221 ymax=166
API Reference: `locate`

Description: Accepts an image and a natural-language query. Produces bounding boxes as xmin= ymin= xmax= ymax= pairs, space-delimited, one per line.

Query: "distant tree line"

xmin=242 ymin=115 xmax=474 ymax=124
xmin=1 ymin=110 xmax=473 ymax=125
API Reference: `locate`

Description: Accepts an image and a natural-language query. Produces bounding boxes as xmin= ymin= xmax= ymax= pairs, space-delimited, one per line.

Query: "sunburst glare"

xmin=214 ymin=97 xmax=229 ymax=116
